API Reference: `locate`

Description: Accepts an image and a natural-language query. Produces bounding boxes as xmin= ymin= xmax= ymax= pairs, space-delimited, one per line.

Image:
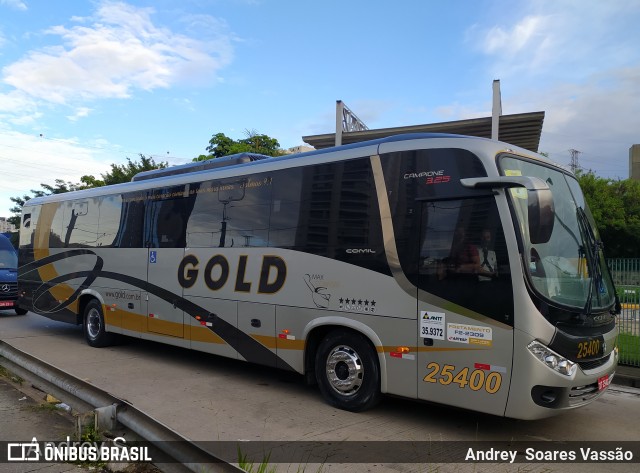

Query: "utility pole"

xmin=569 ymin=149 xmax=581 ymax=173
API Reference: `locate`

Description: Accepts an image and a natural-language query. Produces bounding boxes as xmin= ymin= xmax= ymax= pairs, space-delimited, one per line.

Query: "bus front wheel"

xmin=83 ymin=300 xmax=116 ymax=347
xmin=315 ymin=330 xmax=381 ymax=412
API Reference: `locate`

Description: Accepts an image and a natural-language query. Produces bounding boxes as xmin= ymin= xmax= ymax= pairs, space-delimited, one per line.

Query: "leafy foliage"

xmin=576 ymin=170 xmax=640 ymax=258
xmin=7 ymin=154 xmax=166 ymax=227
xmin=195 ymin=129 xmax=285 ymax=161
xmin=101 ymin=154 xmax=168 ymax=185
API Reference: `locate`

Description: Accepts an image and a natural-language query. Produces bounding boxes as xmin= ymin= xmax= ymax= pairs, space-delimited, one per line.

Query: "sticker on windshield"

xmin=504 ymin=169 xmax=527 ymax=199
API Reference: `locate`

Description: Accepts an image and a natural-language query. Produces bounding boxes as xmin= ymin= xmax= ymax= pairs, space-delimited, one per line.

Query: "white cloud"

xmin=434 ymin=103 xmax=488 ymax=122
xmin=469 ymin=1 xmax=640 ymax=80
xmin=460 ymin=1 xmax=640 ymax=179
xmin=0 ymin=90 xmax=42 ymax=125
xmin=66 ymin=106 xmax=92 ymax=121
xmin=0 ymin=0 xmax=27 ymax=11
xmin=532 ymin=66 xmax=640 ymax=177
xmin=481 ymin=15 xmax=550 ymax=57
xmin=1 ymin=1 xmax=234 ymax=106
xmin=0 ymin=130 xmax=114 ymax=215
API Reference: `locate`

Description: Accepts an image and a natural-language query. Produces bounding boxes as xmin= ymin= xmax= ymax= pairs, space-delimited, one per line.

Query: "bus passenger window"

xmin=145 ymin=194 xmax=189 ymax=249
xmin=419 ymin=197 xmax=514 ymax=324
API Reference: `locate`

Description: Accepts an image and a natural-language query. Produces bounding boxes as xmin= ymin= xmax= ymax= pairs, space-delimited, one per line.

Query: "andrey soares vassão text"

xmin=465 ymin=446 xmax=634 ymax=463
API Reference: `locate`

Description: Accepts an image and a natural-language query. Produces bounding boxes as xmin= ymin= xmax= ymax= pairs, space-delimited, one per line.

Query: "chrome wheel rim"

xmin=325 ymin=344 xmax=363 ymax=396
xmin=86 ymin=307 xmax=102 ymax=340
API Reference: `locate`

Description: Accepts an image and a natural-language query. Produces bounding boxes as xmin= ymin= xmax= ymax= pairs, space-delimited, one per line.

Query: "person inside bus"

xmin=477 ymin=227 xmax=498 ymax=281
xmin=438 ymin=226 xmax=480 ymax=280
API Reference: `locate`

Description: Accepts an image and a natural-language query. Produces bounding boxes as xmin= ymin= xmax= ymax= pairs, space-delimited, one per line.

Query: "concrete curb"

xmin=612 ymin=364 xmax=640 ymax=388
xmin=0 ymin=340 xmax=243 ymax=473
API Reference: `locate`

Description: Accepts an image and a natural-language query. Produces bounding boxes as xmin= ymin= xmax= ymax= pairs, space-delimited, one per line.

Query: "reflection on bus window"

xmin=419 ymin=197 xmax=514 ymax=324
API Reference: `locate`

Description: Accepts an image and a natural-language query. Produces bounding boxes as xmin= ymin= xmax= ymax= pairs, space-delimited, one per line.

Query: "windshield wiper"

xmin=576 ymin=207 xmax=604 ymax=315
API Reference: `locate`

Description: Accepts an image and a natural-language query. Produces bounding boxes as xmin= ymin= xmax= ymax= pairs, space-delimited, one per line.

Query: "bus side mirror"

xmin=460 ymin=176 xmax=554 ymax=244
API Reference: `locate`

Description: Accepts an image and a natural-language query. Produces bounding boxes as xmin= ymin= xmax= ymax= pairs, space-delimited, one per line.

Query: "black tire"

xmin=315 ymin=329 xmax=381 ymax=412
xmin=14 ymin=307 xmax=27 ymax=315
xmin=83 ymin=299 xmax=116 ymax=347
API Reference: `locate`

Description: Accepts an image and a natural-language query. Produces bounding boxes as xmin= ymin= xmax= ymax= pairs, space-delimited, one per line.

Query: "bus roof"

xmin=22 ymin=133 xmax=553 ymax=208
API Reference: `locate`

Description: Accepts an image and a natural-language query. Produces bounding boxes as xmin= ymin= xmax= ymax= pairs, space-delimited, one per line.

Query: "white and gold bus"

xmin=18 ymin=134 xmax=619 ymax=419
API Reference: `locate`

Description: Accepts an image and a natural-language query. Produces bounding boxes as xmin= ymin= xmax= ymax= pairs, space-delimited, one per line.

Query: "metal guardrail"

xmin=608 ymin=259 xmax=640 ymax=367
xmin=617 ymin=287 xmax=640 ymax=367
xmin=0 ymin=341 xmax=243 ymax=473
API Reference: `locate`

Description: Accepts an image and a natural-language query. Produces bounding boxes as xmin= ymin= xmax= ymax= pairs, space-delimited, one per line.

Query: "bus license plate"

xmin=0 ymin=301 xmax=14 ymax=307
xmin=598 ymin=375 xmax=610 ymax=391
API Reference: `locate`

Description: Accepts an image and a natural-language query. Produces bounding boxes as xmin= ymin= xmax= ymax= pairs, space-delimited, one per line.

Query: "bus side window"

xmin=186 ymin=177 xmax=271 ymax=249
xmin=145 ymin=198 xmax=188 ymax=249
xmin=61 ymin=199 xmax=98 ymax=248
xmin=420 ymin=197 xmax=514 ymax=325
xmin=97 ymin=195 xmax=123 ymax=247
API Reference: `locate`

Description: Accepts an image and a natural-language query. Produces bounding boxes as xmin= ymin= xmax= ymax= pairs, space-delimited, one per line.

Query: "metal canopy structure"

xmin=303 ymin=111 xmax=545 ymax=152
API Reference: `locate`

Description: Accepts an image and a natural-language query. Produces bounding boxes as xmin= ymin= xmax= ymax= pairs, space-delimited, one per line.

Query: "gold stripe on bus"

xmin=107 ymin=308 xmax=145 ymax=332
xmin=190 ymin=325 xmax=226 ymax=344
xmin=251 ymin=334 xmax=278 ymax=349
xmin=32 ymin=202 xmax=77 ymax=304
xmin=251 ymin=334 xmax=306 ymax=351
xmin=109 ymin=308 xmax=227 ymax=344
xmin=376 ymin=346 xmax=487 ymax=353
xmin=33 ymin=202 xmax=57 ymax=279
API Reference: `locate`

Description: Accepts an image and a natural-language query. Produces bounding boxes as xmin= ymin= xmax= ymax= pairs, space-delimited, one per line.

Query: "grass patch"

xmin=0 ymin=363 xmax=24 ymax=385
xmin=238 ymin=446 xmax=277 ymax=473
xmin=618 ymin=332 xmax=640 ymax=366
xmin=28 ymin=402 xmax=65 ymax=413
xmin=617 ymin=285 xmax=640 ymax=301
xmin=237 ymin=445 xmax=324 ymax=473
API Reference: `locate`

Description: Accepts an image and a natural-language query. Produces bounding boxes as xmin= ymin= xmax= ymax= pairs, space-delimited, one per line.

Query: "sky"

xmin=1 ymin=0 xmax=639 ymax=218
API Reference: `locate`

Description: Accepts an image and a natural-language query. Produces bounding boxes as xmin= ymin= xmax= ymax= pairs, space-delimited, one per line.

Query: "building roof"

xmin=302 ymin=111 xmax=545 ymax=152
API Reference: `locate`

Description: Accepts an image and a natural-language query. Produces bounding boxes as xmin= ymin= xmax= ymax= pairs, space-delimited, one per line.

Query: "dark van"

xmin=0 ymin=234 xmax=27 ymax=315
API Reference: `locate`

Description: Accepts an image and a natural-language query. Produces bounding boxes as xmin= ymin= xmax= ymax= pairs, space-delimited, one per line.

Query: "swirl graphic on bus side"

xmin=19 ymin=249 xmax=294 ymax=371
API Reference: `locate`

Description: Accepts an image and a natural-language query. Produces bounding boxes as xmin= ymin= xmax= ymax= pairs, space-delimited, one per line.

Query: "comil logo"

xmin=346 ymin=249 xmax=375 ymax=254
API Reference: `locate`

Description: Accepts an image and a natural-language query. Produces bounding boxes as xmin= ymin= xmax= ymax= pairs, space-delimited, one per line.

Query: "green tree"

xmin=195 ymin=130 xmax=284 ymax=162
xmin=7 ymin=155 xmax=166 ymax=228
xmin=576 ymin=170 xmax=640 ymax=258
xmin=101 ymin=154 xmax=167 ymax=185
xmin=8 ymin=179 xmax=84 ymax=227
xmin=204 ymin=132 xmax=236 ymax=159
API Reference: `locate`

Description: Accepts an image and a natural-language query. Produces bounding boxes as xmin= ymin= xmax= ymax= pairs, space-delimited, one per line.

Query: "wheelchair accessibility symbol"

xmin=149 ymin=251 xmax=157 ymax=264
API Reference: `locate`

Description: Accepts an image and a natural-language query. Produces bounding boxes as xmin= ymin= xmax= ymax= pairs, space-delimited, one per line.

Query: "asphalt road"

xmin=1 ymin=310 xmax=639 ymax=473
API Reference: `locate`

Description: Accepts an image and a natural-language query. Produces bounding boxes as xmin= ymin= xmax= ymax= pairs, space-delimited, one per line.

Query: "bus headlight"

xmin=528 ymin=341 xmax=577 ymax=376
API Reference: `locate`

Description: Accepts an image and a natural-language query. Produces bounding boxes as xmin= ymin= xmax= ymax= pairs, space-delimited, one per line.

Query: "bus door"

xmin=238 ymin=301 xmax=276 ymax=368
xmin=416 ymin=198 xmax=514 ymax=416
xmin=146 ymin=247 xmax=186 ymax=338
xmin=144 ymin=197 xmax=188 ymax=339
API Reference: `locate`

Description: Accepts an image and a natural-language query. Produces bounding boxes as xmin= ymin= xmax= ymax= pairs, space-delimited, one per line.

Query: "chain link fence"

xmin=608 ymin=259 xmax=640 ymax=367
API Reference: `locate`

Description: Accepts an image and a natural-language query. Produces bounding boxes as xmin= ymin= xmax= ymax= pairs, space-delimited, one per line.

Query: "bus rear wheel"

xmin=315 ymin=329 xmax=381 ymax=412
xmin=83 ymin=300 xmax=116 ymax=347
xmin=15 ymin=307 xmax=27 ymax=315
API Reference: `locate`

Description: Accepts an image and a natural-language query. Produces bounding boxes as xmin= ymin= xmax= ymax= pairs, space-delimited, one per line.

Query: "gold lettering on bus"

xmin=178 ymin=254 xmax=286 ymax=294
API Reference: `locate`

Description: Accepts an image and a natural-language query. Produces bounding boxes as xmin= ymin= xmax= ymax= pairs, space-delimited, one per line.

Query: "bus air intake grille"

xmin=568 ymin=382 xmax=600 ymax=406
xmin=0 ymin=282 xmax=18 ymax=299
xmin=577 ymin=354 xmax=610 ymax=371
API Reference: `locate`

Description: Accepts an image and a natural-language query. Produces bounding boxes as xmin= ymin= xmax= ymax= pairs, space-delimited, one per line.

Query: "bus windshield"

xmin=500 ymin=156 xmax=616 ymax=313
xmin=0 ymin=243 xmax=17 ymax=269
